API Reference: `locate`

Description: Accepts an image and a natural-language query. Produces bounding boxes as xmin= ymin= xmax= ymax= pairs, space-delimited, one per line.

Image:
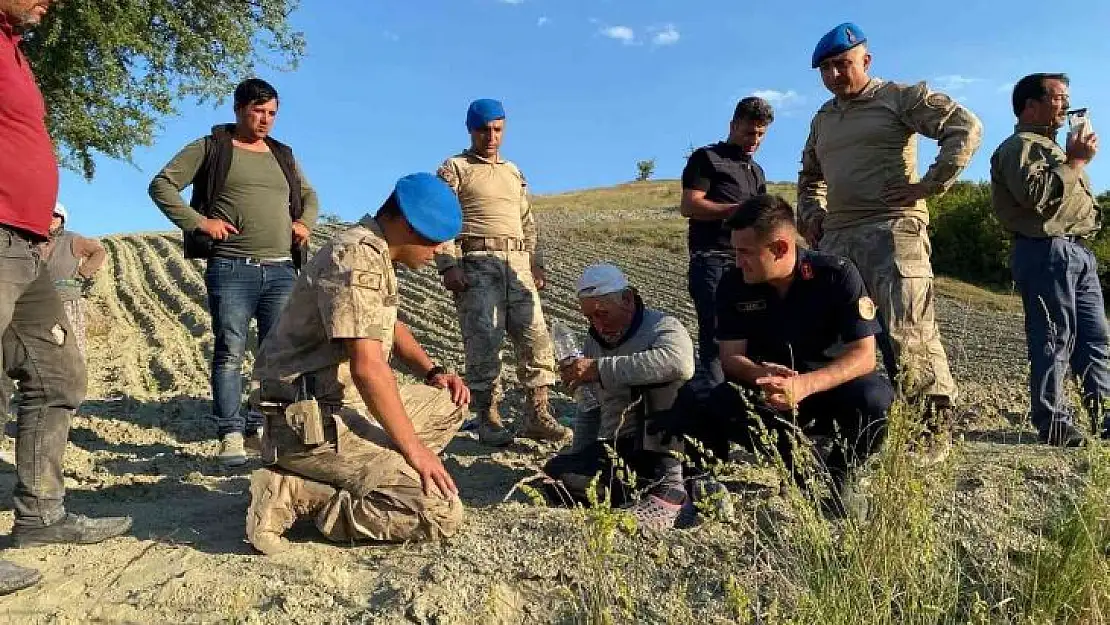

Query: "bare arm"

xmin=393 ymin=320 xmax=434 ymax=379
xmin=72 ymin=236 xmax=107 ymax=278
xmin=680 ymin=189 xmax=739 ymax=220
xmin=796 ymin=336 xmax=876 ymax=396
xmin=719 ymin=339 xmax=766 ymax=384
xmin=346 ymin=338 xmax=458 ymax=498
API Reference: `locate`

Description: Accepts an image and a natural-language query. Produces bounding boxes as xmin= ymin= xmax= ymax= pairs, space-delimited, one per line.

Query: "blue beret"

xmin=466 ymin=98 xmax=506 ymax=131
xmin=390 ymin=173 xmax=462 ymax=244
xmin=812 ymin=22 xmax=866 ymax=68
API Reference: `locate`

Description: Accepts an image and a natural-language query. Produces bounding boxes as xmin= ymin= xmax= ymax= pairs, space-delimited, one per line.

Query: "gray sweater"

xmin=571 ymin=306 xmax=695 ymax=451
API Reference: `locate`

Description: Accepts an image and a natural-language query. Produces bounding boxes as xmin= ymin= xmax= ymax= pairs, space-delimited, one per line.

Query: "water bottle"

xmin=551 ymin=321 xmax=601 ymax=412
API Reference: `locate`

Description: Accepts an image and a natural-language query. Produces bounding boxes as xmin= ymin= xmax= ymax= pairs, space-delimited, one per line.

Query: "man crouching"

xmin=245 ymin=173 xmax=471 ymax=554
xmin=543 ymin=264 xmax=695 ymax=531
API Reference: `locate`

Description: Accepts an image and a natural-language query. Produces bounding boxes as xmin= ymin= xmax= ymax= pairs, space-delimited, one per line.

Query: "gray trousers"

xmin=0 ymin=226 xmax=85 ymax=527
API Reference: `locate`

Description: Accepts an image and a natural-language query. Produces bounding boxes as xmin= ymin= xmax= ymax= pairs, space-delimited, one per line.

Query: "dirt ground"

xmin=0 ymin=211 xmax=1079 ymax=624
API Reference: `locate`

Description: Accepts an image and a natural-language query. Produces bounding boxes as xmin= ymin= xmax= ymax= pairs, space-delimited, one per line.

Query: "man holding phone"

xmin=989 ymin=73 xmax=1107 ymax=446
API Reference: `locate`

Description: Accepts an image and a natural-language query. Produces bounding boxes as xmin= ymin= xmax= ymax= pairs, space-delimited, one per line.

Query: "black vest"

xmin=184 ymin=124 xmax=307 ymax=267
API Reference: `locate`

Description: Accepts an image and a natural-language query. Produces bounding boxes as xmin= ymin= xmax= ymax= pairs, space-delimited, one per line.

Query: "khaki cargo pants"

xmin=820 ymin=217 xmax=957 ymax=402
xmin=262 ymin=384 xmax=466 ymax=543
xmin=453 ymin=251 xmax=558 ymax=396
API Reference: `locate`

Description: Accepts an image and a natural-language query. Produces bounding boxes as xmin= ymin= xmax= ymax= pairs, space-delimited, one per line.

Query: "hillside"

xmin=0 ymin=182 xmax=1101 ymax=624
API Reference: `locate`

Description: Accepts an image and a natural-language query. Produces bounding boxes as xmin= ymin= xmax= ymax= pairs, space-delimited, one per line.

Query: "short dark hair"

xmin=234 ymin=78 xmax=280 ymax=110
xmin=724 ymin=194 xmax=795 ymax=239
xmin=1011 ymin=73 xmax=1068 ymax=116
xmin=376 ymin=192 xmax=402 ymax=220
xmin=733 ymin=97 xmax=775 ymax=125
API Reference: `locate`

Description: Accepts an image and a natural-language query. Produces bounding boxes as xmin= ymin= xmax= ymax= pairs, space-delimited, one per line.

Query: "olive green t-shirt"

xmin=149 ymin=138 xmax=320 ymax=259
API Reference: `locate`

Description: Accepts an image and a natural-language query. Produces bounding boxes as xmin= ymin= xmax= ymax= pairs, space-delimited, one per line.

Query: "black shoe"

xmin=0 ymin=560 xmax=40 ymax=594
xmin=11 ymin=513 xmax=133 ymax=548
xmin=1040 ymin=422 xmax=1086 ymax=448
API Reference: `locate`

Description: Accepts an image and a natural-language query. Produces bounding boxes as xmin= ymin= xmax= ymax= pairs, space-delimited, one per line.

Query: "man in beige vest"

xmin=436 ymin=99 xmax=569 ymax=447
xmin=797 ymin=22 xmax=982 ymax=461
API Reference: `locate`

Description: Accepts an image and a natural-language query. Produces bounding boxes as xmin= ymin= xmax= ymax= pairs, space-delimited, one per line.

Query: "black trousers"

xmin=541 ymin=437 xmax=677 ymax=508
xmin=685 ymin=373 xmax=893 ymax=485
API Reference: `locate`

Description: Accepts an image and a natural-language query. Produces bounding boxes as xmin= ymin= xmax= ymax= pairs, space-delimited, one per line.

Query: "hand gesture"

xmin=403 ymin=442 xmax=459 ymax=500
xmin=429 ymin=371 xmax=470 ymax=406
xmin=197 ymin=217 xmax=239 ymax=241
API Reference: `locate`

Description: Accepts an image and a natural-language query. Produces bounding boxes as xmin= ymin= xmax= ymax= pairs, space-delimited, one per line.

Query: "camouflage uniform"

xmin=798 ymin=78 xmax=983 ymax=404
xmin=436 ymin=151 xmax=565 ymax=442
xmin=246 ymin=217 xmax=464 ymax=551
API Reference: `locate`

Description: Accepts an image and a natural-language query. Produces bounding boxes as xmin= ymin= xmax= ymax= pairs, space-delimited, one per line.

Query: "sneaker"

xmin=218 ymin=432 xmax=248 ymax=466
xmin=626 ymin=493 xmax=683 ymax=532
xmin=1041 ymin=422 xmax=1086 ymax=448
xmin=0 ymin=560 xmax=40 ymax=594
xmin=12 ymin=513 xmax=132 ymax=548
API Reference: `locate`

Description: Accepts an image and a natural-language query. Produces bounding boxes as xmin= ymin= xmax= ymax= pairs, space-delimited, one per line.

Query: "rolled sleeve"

xmin=314 ymin=244 xmax=390 ymax=340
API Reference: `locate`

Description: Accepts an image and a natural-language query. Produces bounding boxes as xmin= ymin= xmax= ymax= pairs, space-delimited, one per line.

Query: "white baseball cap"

xmin=576 ymin=263 xmax=630 ymax=298
xmin=52 ymin=202 xmax=67 ymax=223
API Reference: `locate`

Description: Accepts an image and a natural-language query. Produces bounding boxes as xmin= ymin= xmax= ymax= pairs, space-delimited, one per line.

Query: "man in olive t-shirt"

xmin=149 ymin=78 xmax=319 ymax=466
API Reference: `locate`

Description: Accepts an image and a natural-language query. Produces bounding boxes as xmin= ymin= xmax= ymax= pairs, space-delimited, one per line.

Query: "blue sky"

xmin=57 ymin=0 xmax=1110 ymax=236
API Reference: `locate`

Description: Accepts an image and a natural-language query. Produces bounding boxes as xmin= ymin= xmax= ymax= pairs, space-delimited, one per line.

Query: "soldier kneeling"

xmin=245 ymin=173 xmax=472 ymax=554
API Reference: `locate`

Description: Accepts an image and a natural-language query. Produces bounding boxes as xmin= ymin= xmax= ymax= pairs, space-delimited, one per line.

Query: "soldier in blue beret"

xmin=244 ymin=173 xmax=475 ymax=555
xmin=797 ymin=22 xmax=984 ymax=464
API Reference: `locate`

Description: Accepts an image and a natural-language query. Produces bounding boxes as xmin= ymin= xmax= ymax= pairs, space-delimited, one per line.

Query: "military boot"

xmin=473 ymin=390 xmax=515 ymax=447
xmin=519 ymin=386 xmax=571 ymax=442
xmin=246 ymin=468 xmax=336 ymax=555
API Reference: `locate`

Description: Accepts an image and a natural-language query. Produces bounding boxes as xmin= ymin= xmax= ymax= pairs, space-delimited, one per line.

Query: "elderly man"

xmin=436 ymin=99 xmax=568 ymax=447
xmin=245 ymin=173 xmax=471 ymax=554
xmin=542 ymin=263 xmax=695 ymax=530
xmin=990 ymin=73 xmax=1106 ymax=447
xmin=677 ymin=195 xmax=893 ymax=517
xmin=42 ymin=203 xmax=106 ymax=358
xmin=797 ymin=22 xmax=982 ymax=458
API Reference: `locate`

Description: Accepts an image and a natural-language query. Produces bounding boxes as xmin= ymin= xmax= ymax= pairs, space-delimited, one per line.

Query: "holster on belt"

xmin=254 ymin=374 xmax=333 ymax=463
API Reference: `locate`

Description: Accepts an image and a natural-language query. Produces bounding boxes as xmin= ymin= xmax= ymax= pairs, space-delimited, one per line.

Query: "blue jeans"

xmin=205 ymin=257 xmax=296 ymax=438
xmin=1011 ymin=236 xmax=1110 ymax=435
xmin=687 ymin=253 xmax=731 ymax=391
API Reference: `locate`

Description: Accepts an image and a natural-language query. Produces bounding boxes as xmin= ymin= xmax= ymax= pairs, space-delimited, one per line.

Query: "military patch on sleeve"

xmin=351 ymin=270 xmax=383 ymax=290
xmin=926 ymin=92 xmax=954 ymax=109
xmin=858 ymin=296 xmax=877 ymax=320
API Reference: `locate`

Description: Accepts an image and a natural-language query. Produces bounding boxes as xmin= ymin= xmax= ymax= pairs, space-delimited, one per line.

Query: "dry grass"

xmin=532 ymin=179 xmax=797 ymax=213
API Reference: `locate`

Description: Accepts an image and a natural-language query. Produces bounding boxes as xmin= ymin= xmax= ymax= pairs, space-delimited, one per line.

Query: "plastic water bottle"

xmin=551 ymin=321 xmax=601 ymax=412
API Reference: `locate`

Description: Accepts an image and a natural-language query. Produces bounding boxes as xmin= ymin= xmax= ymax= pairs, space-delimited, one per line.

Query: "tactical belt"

xmin=459 ymin=237 xmax=527 ymax=253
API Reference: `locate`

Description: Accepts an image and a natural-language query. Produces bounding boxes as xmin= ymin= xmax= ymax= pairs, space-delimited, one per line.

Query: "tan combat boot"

xmin=474 ymin=390 xmax=514 ymax=447
xmin=246 ymin=468 xmax=337 ymax=555
xmin=519 ymin=386 xmax=571 ymax=442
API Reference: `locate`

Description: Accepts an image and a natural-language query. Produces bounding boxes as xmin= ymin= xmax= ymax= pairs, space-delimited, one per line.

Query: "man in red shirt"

xmin=0 ymin=0 xmax=131 ymax=595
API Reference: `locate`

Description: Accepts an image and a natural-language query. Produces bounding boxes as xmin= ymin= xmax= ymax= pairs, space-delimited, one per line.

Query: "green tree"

xmin=635 ymin=158 xmax=656 ymax=182
xmin=22 ymin=1 xmax=305 ymax=179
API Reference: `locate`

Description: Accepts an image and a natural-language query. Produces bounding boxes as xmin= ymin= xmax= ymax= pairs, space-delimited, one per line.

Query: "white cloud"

xmin=752 ymin=89 xmax=802 ymax=106
xmin=933 ymin=75 xmax=981 ymax=91
xmin=651 ymin=25 xmax=680 ymax=46
xmin=537 ymin=16 xmax=549 ymax=27
xmin=600 ymin=25 xmax=635 ymax=44
xmin=499 ymin=0 xmax=525 ymax=4
xmin=997 ymin=82 xmax=1015 ymax=93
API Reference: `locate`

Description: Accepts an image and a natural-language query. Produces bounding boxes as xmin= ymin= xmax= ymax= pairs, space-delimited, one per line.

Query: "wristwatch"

xmin=423 ymin=365 xmax=447 ymax=385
